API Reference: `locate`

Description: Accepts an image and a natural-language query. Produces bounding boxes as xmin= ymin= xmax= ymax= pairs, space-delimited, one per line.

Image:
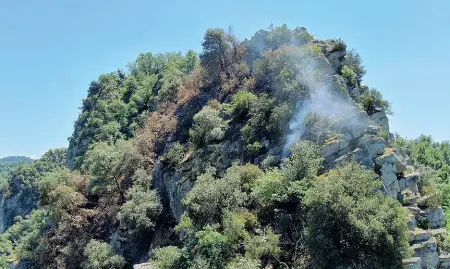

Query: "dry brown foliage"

xmin=177 ymin=68 xmax=202 ymax=106
xmin=134 ymin=101 xmax=178 ymax=171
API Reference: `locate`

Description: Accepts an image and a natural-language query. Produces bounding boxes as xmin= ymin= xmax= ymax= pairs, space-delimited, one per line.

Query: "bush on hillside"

xmin=304 ymin=162 xmax=409 ymax=269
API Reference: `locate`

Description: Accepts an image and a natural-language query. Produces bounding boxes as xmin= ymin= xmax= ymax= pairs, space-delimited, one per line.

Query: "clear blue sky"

xmin=0 ymin=0 xmax=449 ymax=158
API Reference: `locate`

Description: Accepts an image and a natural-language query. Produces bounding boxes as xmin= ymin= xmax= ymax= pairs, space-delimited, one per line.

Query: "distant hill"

xmin=0 ymin=156 xmax=34 ymax=182
xmin=0 ymin=156 xmax=34 ymax=164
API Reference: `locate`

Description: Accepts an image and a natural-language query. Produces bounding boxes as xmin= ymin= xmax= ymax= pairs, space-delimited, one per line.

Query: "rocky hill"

xmin=0 ymin=25 xmax=448 ymax=269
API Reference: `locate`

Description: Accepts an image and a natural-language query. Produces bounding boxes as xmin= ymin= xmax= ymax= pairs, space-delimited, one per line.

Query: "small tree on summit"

xmin=200 ymin=28 xmax=247 ymax=90
xmin=361 ymin=88 xmax=393 ymax=115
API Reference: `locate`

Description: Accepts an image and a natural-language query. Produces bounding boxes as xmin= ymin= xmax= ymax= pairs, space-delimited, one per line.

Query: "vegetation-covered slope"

xmin=0 ymin=25 xmax=446 ymax=269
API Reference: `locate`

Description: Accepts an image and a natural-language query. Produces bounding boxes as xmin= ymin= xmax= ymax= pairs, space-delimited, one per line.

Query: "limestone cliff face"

xmin=0 ymin=175 xmax=38 ymax=234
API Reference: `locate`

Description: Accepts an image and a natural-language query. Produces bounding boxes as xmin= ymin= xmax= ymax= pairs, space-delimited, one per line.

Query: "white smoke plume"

xmin=282 ymin=51 xmax=366 ymax=157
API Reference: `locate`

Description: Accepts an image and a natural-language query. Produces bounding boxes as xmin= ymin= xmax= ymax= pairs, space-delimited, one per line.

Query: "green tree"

xmin=266 ymin=24 xmax=292 ymax=50
xmin=6 ymin=210 xmax=51 ymax=261
xmin=200 ymin=28 xmax=245 ymax=86
xmin=189 ymin=106 xmax=229 ymax=148
xmin=283 ymin=140 xmax=323 ymax=182
xmin=183 ymin=169 xmax=246 ymax=227
xmin=151 ymin=246 xmax=183 ymax=269
xmin=83 ymin=240 xmax=125 ymax=269
xmin=304 ymin=162 xmax=409 ymax=269
xmin=343 ymin=49 xmax=366 ymax=81
xmin=83 ymin=140 xmax=140 ymax=201
xmin=244 ymin=228 xmax=280 ymax=260
xmin=361 ymin=88 xmax=392 ymax=115
xmin=251 ymin=169 xmax=289 ymax=211
xmin=225 ymin=257 xmax=260 ymax=269
xmin=118 ymin=186 xmax=162 ymax=232
xmin=196 ymin=226 xmax=230 ymax=269
xmin=38 ymin=168 xmax=73 ymax=206
xmin=183 ymin=49 xmax=200 ymax=74
xmin=231 ymin=91 xmax=257 ymax=119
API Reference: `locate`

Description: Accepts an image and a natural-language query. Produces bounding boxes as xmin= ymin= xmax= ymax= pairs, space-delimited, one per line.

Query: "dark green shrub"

xmin=266 ymin=24 xmax=292 ymax=50
xmin=245 ymin=142 xmax=263 ymax=157
xmin=222 ymin=210 xmax=257 ymax=247
xmin=377 ymin=129 xmax=390 ymax=141
xmin=283 ymin=140 xmax=323 ymax=181
xmin=183 ymin=170 xmax=247 ymax=227
xmin=151 ymin=246 xmax=183 ymax=269
xmin=343 ymin=49 xmax=366 ymax=80
xmin=225 ymin=257 xmax=260 ymax=269
xmin=189 ymin=106 xmax=229 ymax=148
xmin=268 ymin=103 xmax=292 ymax=139
xmin=251 ymin=169 xmax=289 ymax=210
xmin=416 ymin=216 xmax=429 ymax=229
xmin=361 ymin=88 xmax=392 ymax=115
xmin=261 ymin=155 xmax=279 ymax=170
xmin=165 ymin=142 xmax=186 ymax=168
xmin=332 ymin=38 xmax=347 ymax=51
xmin=244 ymin=228 xmax=280 ymax=260
xmin=118 ymin=186 xmax=162 ymax=232
xmin=196 ymin=227 xmax=231 ymax=269
xmin=304 ymin=162 xmax=409 ymax=269
xmin=83 ymin=240 xmax=125 ymax=269
xmin=340 ymin=65 xmax=358 ymax=87
xmin=232 ymin=91 xmax=257 ymax=119
xmin=241 ymin=94 xmax=274 ymax=143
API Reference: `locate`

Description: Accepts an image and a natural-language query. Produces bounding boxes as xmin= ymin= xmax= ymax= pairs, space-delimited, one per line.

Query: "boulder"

xmin=439 ymin=252 xmax=450 ymax=269
xmin=370 ymin=111 xmax=390 ymax=133
xmin=402 ymin=257 xmax=421 ymax=269
xmin=154 ymin=162 xmax=194 ymax=222
xmin=385 ymin=180 xmax=400 ymax=198
xmin=400 ymin=173 xmax=419 ymax=194
xmin=378 ymin=162 xmax=401 ymax=197
xmin=326 ymin=49 xmax=346 ymax=72
xmin=407 ymin=215 xmax=417 ymax=230
xmin=379 ymin=162 xmax=398 ymax=186
xmin=400 ymin=190 xmax=418 ymax=206
xmin=366 ymin=125 xmax=380 ymax=135
xmin=426 ymin=208 xmax=446 ymax=229
xmin=430 ymin=228 xmax=447 ymax=237
xmin=342 ymin=110 xmax=370 ymax=139
xmin=322 ymin=141 xmax=340 ymax=158
xmin=406 ymin=206 xmax=426 ymax=216
xmin=412 ymin=237 xmax=439 ymax=269
xmin=348 ymin=86 xmax=362 ymax=103
xmin=339 ymin=138 xmax=350 ymax=151
xmin=375 ymin=152 xmax=407 ymax=174
xmin=398 ymin=148 xmax=413 ymax=165
xmin=133 ymin=263 xmax=155 ymax=269
xmin=356 ymin=135 xmax=386 ymax=168
xmin=412 ymin=228 xmax=432 ymax=243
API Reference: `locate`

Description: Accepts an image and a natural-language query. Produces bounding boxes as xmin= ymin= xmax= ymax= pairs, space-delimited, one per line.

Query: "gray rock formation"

xmin=0 ymin=184 xmax=38 ymax=234
xmin=370 ymin=111 xmax=390 ymax=133
xmin=412 ymin=237 xmax=439 ymax=269
xmin=133 ymin=263 xmax=155 ymax=269
xmin=403 ymin=257 xmax=422 ymax=269
xmin=426 ymin=208 xmax=446 ymax=229
xmin=439 ymin=252 xmax=450 ymax=269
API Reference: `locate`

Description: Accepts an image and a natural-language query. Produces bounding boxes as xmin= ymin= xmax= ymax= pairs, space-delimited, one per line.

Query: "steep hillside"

xmin=0 ymin=25 xmax=448 ymax=269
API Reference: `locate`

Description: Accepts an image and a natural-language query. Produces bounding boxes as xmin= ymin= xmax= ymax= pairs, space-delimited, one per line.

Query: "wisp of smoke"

xmin=282 ymin=54 xmax=363 ymax=157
